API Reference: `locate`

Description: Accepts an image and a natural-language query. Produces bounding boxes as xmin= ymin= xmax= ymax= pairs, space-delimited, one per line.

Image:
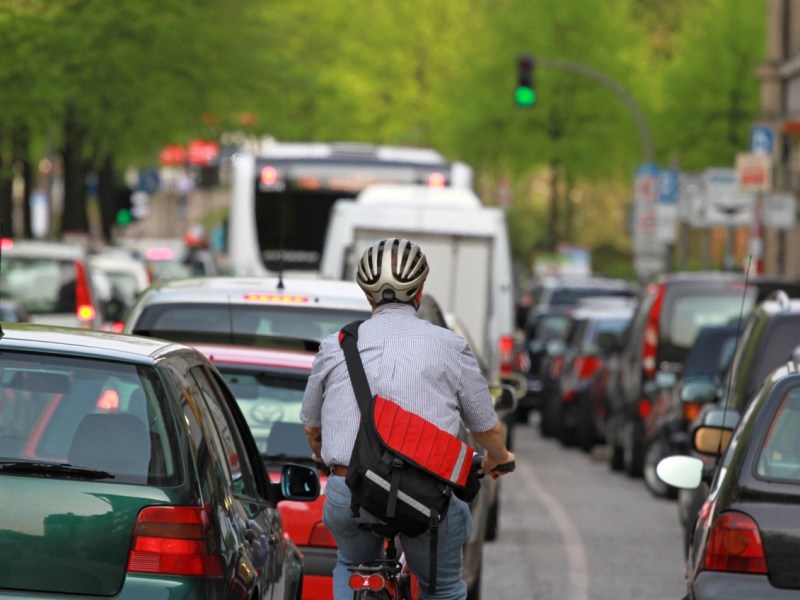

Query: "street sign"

xmin=762 ymin=193 xmax=797 ymax=229
xmin=736 ymin=152 xmax=772 ymax=192
xmin=750 ymin=125 xmax=774 ymax=155
xmin=633 ymin=163 xmax=665 ymax=278
xmin=702 ymin=167 xmax=755 ymax=227
xmin=656 ymin=168 xmax=679 ymax=242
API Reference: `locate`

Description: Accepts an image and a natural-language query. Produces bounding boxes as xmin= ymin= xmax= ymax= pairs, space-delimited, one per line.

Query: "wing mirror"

xmin=679 ymin=378 xmax=719 ymax=404
xmin=656 ymin=455 xmax=704 ymax=490
xmin=274 ymin=464 xmax=320 ymax=503
xmin=691 ymin=407 xmax=740 ymax=455
xmin=546 ymin=339 xmax=567 ymax=357
xmin=655 ymin=370 xmax=678 ymax=389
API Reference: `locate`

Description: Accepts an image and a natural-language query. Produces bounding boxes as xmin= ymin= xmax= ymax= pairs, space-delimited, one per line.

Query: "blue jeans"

xmin=323 ymin=475 xmax=473 ymax=600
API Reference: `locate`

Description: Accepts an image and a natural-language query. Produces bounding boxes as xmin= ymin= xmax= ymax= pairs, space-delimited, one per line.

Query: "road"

xmin=481 ymin=418 xmax=687 ymax=600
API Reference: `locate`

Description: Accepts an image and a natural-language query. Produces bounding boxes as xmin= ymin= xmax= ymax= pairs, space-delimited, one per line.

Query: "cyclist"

xmin=302 ymin=237 xmax=516 ymax=600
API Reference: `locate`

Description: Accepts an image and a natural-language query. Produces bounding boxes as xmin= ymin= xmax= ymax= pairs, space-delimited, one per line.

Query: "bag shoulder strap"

xmin=338 ymin=320 xmax=371 ymax=415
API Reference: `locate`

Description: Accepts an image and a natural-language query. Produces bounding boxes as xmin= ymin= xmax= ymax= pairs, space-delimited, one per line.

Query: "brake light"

xmin=498 ymin=335 xmax=515 ymax=375
xmin=145 ymin=247 xmax=175 ymax=260
xmin=427 ymin=172 xmax=446 ymax=188
xmin=0 ymin=238 xmax=13 ymax=250
xmin=309 ymin=522 xmax=337 ymax=548
xmin=260 ymin=165 xmax=280 ymax=186
xmin=641 ymin=283 xmax=665 ymax=378
xmin=704 ymin=512 xmax=767 ymax=574
xmin=349 ymin=573 xmax=385 ymax=591
xmin=73 ymin=261 xmax=96 ymax=324
xmin=683 ymin=401 xmax=703 ymax=423
xmin=243 ymin=294 xmax=309 ymax=303
xmin=577 ymin=356 xmax=602 ymax=380
xmin=638 ymin=398 xmax=652 ymax=419
xmin=128 ymin=505 xmax=224 ymax=577
xmin=111 ymin=321 xmax=125 ymax=334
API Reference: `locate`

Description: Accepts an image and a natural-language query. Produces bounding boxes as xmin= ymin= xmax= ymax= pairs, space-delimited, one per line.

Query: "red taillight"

xmin=704 ymin=512 xmax=767 ymax=574
xmin=128 ymin=505 xmax=224 ymax=577
xmin=638 ymin=398 xmax=652 ymax=419
xmin=0 ymin=238 xmax=14 ymax=250
xmin=73 ymin=261 xmax=96 ymax=324
xmin=349 ymin=573 xmax=385 ymax=591
xmin=499 ymin=335 xmax=515 ymax=375
xmin=641 ymin=283 xmax=665 ymax=378
xmin=111 ymin=321 xmax=125 ymax=334
xmin=683 ymin=401 xmax=703 ymax=423
xmin=427 ymin=171 xmax=446 ymax=188
xmin=577 ymin=356 xmax=602 ymax=380
xmin=309 ymin=522 xmax=337 ymax=548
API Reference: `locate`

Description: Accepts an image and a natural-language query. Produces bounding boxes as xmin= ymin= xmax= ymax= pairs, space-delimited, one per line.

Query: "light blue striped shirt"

xmin=301 ymin=302 xmax=498 ymax=468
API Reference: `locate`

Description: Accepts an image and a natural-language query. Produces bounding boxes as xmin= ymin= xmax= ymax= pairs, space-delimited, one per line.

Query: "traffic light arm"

xmin=533 ymin=57 xmax=654 ymax=163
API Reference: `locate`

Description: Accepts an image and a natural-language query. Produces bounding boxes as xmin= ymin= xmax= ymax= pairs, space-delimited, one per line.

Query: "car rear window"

xmin=664 ymin=292 xmax=755 ymax=356
xmin=1 ymin=257 xmax=76 ymax=314
xmin=756 ymin=388 xmax=800 ymax=483
xmin=132 ymin=303 xmax=368 ymax=346
xmin=549 ymin=287 xmax=634 ymax=306
xmin=215 ymin=365 xmax=307 ymax=459
xmin=0 ymin=352 xmax=180 ymax=486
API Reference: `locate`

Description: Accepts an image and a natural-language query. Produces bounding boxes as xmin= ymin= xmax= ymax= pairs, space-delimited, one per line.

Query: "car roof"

xmin=192 ymin=343 xmax=316 ymax=371
xmin=135 ymin=276 xmax=371 ymax=310
xmin=3 ymin=239 xmax=87 ymax=260
xmin=0 ymin=323 xmax=183 ymax=363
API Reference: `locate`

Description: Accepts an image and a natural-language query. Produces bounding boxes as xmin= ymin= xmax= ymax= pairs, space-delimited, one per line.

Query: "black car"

xmin=657 ymin=355 xmax=800 ymax=599
xmin=606 ymin=272 xmax=755 ymax=478
xmin=516 ymin=276 xmax=638 ymax=423
xmin=0 ymin=323 xmax=318 ymax=600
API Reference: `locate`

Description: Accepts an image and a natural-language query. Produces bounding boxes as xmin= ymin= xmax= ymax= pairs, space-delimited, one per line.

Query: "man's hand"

xmin=481 ymin=450 xmax=516 ymax=479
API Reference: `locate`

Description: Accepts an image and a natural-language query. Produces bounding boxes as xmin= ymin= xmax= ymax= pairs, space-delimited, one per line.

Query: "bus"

xmin=227 ymin=140 xmax=473 ymax=276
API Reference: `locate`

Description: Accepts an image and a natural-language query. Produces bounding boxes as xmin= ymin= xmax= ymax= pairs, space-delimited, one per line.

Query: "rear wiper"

xmin=0 ymin=461 xmax=115 ymax=480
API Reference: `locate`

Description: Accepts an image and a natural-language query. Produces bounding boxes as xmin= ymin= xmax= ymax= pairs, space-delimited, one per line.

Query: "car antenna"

xmin=0 ymin=220 xmax=5 ymax=338
xmin=276 ymin=196 xmax=287 ymax=290
xmin=717 ymin=255 xmax=753 ymax=456
xmin=227 ymin=295 xmax=234 ymax=345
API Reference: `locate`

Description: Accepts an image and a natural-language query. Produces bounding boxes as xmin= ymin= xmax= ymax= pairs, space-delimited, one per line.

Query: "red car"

xmin=193 ymin=343 xmax=336 ymax=600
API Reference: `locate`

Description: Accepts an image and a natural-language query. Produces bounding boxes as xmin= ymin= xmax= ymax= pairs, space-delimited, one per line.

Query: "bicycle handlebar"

xmin=472 ymin=452 xmax=516 ymax=478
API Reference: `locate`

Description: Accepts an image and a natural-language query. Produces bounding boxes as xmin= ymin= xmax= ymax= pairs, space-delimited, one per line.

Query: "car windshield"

xmin=0 ymin=257 xmax=77 ymax=314
xmin=756 ymin=388 xmax=800 ymax=483
xmin=132 ymin=303 xmax=368 ymax=345
xmin=216 ymin=365 xmax=308 ymax=458
xmin=0 ymin=352 xmax=180 ymax=485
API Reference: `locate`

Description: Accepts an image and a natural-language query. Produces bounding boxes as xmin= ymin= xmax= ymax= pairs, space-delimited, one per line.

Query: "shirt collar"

xmin=374 ymin=302 xmax=417 ymax=317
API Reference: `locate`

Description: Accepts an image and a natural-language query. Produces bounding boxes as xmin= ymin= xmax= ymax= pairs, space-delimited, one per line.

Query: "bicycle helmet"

xmin=356 ymin=238 xmax=429 ymax=305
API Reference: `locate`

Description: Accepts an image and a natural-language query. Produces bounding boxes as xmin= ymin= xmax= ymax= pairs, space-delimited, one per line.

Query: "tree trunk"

xmin=11 ymin=125 xmax=32 ymax=239
xmin=0 ymin=126 xmax=12 ymax=235
xmin=98 ymin=153 xmax=116 ymax=243
xmin=60 ymin=105 xmax=89 ymax=236
xmin=548 ymin=161 xmax=560 ymax=252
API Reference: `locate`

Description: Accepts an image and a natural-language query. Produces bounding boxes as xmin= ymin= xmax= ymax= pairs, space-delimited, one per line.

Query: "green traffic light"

xmin=116 ymin=208 xmax=133 ymax=226
xmin=515 ymin=86 xmax=536 ymax=107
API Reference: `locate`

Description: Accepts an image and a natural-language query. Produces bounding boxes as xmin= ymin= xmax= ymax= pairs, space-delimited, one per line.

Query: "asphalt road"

xmin=481 ymin=418 xmax=687 ymax=600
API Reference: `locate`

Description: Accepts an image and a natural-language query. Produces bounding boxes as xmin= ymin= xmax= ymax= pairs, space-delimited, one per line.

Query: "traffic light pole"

xmin=535 ymin=57 xmax=654 ymax=164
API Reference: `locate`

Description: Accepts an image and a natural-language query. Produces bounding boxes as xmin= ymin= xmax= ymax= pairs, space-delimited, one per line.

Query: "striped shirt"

xmin=301 ymin=302 xmax=498 ymax=468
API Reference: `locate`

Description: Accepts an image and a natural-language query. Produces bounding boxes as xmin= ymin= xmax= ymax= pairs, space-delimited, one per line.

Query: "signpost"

xmin=633 ymin=164 xmax=664 ymax=278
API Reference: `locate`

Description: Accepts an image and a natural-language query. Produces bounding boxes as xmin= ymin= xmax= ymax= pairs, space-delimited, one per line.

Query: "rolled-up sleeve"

xmin=456 ymin=344 xmax=499 ymax=433
xmin=301 ymin=338 xmax=333 ymax=427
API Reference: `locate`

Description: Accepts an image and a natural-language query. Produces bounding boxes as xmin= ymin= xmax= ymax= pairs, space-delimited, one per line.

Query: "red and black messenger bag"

xmin=338 ymin=321 xmax=481 ymax=593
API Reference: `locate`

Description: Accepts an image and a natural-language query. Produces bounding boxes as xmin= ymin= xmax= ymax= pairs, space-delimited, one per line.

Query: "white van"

xmin=319 ymin=184 xmax=514 ymax=374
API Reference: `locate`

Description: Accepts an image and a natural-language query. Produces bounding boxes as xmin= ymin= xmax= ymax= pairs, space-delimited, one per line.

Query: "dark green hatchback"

xmin=0 ymin=323 xmax=319 ymax=599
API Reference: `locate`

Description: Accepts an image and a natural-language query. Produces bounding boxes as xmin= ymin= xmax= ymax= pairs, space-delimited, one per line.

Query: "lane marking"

xmin=518 ymin=457 xmax=589 ymax=600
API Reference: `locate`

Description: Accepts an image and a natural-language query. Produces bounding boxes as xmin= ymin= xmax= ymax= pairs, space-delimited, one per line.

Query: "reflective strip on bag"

xmin=365 ymin=470 xmax=431 ymax=517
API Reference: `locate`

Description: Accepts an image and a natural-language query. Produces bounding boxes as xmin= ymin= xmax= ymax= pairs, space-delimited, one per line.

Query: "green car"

xmin=0 ymin=323 xmax=319 ymax=599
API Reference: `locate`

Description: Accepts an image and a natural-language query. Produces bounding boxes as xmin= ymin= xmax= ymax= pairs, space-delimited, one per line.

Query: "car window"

xmin=216 ymin=366 xmax=308 ymax=459
xmin=0 ymin=353 xmax=179 ymax=485
xmin=756 ymin=388 xmax=800 ymax=482
xmin=189 ymin=366 xmax=258 ymax=498
xmin=549 ymin=287 xmax=633 ymax=306
xmin=666 ymin=293 xmax=750 ymax=350
xmin=1 ymin=258 xmax=76 ymax=314
xmin=133 ymin=303 xmax=368 ymax=345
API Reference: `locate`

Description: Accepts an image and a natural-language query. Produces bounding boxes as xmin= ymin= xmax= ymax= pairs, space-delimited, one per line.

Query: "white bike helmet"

xmin=356 ymin=238 xmax=429 ymax=305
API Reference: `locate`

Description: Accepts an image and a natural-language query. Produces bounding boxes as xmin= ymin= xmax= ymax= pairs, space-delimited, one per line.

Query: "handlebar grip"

xmin=492 ymin=460 xmax=516 ymax=474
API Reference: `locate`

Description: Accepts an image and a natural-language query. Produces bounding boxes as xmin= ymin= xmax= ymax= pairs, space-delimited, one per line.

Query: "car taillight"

xmin=577 ymin=356 xmax=602 ymax=380
xmin=499 ymin=335 xmax=515 ymax=375
xmin=637 ymin=398 xmax=652 ymax=419
xmin=73 ymin=261 xmax=96 ymax=324
xmin=349 ymin=573 xmax=385 ymax=591
xmin=704 ymin=512 xmax=767 ymax=574
xmin=309 ymin=522 xmax=337 ymax=548
xmin=683 ymin=401 xmax=703 ymax=423
xmin=641 ymin=283 xmax=665 ymax=378
xmin=128 ymin=505 xmax=224 ymax=577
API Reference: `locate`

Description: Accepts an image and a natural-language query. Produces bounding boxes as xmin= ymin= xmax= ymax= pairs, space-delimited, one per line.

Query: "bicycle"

xmin=346 ymin=454 xmax=516 ymax=599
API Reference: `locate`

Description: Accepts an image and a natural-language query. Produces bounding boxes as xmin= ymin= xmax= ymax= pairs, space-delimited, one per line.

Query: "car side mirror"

xmin=679 ymin=378 xmax=718 ymax=404
xmin=655 ymin=370 xmax=677 ymax=389
xmin=691 ymin=408 xmax=740 ymax=455
xmin=656 ymin=455 xmax=704 ymax=489
xmin=274 ymin=464 xmax=320 ymax=503
xmin=498 ymin=372 xmax=527 ymax=401
xmin=546 ymin=339 xmax=567 ymax=357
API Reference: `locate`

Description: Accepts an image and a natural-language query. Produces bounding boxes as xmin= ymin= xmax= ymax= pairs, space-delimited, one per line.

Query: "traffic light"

xmin=515 ymin=54 xmax=536 ymax=107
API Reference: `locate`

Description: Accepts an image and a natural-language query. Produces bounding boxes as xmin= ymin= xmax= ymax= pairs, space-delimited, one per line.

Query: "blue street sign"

xmin=750 ymin=126 xmax=774 ymax=155
xmin=658 ymin=168 xmax=679 ymax=205
xmin=138 ymin=169 xmax=161 ymax=195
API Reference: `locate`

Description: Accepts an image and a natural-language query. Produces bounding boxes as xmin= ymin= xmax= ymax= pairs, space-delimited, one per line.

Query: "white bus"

xmin=228 ymin=141 xmax=473 ymax=276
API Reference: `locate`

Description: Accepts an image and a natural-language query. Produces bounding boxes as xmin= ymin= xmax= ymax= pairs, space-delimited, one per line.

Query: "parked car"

xmin=0 ymin=323 xmax=318 ymax=599
xmin=517 ymin=276 xmax=638 ymax=423
xmin=89 ymin=248 xmax=151 ymax=307
xmin=676 ymin=289 xmax=800 ymax=553
xmin=0 ymin=239 xmax=106 ymax=329
xmin=641 ymin=324 xmax=738 ymax=499
xmin=606 ymin=272 xmax=755 ymax=478
xmin=657 ymin=354 xmax=800 ymax=599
